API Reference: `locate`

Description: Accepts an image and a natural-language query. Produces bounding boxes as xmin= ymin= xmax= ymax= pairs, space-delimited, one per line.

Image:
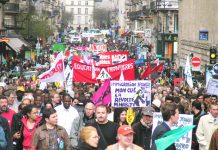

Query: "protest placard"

xmin=152 ymin=113 xmax=193 ymax=150
xmin=206 ymin=78 xmax=218 ymax=96
xmin=110 ymin=80 xmax=151 ymax=107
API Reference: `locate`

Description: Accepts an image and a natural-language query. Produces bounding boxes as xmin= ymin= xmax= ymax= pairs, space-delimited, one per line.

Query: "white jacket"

xmin=55 ymin=105 xmax=80 ymax=135
xmin=196 ymin=113 xmax=218 ymax=150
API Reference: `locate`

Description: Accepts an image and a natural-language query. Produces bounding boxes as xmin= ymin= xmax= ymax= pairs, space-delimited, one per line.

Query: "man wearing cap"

xmin=106 ymin=125 xmax=143 ymax=150
xmin=132 ymin=106 xmax=155 ymax=150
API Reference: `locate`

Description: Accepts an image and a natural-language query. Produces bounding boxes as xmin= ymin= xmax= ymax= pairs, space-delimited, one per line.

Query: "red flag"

xmin=140 ymin=64 xmax=151 ymax=79
xmin=92 ymin=78 xmax=111 ymax=106
xmin=151 ymin=63 xmax=164 ymax=73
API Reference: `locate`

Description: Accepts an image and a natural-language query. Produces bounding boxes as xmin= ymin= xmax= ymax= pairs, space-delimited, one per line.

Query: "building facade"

xmin=126 ymin=0 xmax=178 ymax=61
xmin=63 ymin=0 xmax=94 ymax=29
xmin=178 ymin=0 xmax=218 ymax=68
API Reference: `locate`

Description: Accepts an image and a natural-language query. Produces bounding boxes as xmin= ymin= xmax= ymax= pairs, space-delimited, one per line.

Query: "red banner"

xmin=72 ymin=59 xmax=135 ymax=83
xmin=95 ymin=52 xmax=128 ymax=66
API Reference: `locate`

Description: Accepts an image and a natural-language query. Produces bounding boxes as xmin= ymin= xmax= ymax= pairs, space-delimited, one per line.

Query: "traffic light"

xmin=210 ymin=48 xmax=217 ymax=64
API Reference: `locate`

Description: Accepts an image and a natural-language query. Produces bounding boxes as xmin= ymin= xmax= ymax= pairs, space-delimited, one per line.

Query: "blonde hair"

xmin=80 ymin=126 xmax=97 ymax=142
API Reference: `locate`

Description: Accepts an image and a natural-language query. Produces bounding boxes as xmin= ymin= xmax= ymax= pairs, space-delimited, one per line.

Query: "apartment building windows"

xmin=78 ymin=16 xmax=81 ymax=24
xmin=71 ymin=1 xmax=74 ymax=5
xmin=85 ymin=16 xmax=88 ymax=24
xmin=85 ymin=1 xmax=88 ymax=5
xmin=78 ymin=1 xmax=81 ymax=5
xmin=85 ymin=8 xmax=88 ymax=14
xmin=71 ymin=8 xmax=74 ymax=13
xmin=174 ymin=14 xmax=178 ymax=33
xmin=78 ymin=8 xmax=81 ymax=14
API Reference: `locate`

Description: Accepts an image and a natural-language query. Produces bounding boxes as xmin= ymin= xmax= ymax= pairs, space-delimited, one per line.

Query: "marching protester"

xmin=21 ymin=104 xmax=42 ymax=150
xmin=132 ymin=106 xmax=155 ymax=150
xmin=106 ymin=125 xmax=143 ymax=150
xmin=31 ymin=108 xmax=72 ymax=150
xmin=196 ymin=102 xmax=218 ymax=150
xmin=11 ymin=97 xmax=31 ymax=150
xmin=86 ymin=105 xmax=119 ymax=150
xmin=0 ymin=95 xmax=16 ymax=128
xmin=78 ymin=126 xmax=100 ymax=150
xmin=151 ymin=103 xmax=179 ymax=150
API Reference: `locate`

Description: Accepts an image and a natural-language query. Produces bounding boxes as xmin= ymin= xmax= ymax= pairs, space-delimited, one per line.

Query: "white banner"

xmin=39 ymin=52 xmax=65 ymax=82
xmin=207 ymin=78 xmax=218 ymax=96
xmin=152 ymin=113 xmax=193 ymax=150
xmin=110 ymin=80 xmax=151 ymax=107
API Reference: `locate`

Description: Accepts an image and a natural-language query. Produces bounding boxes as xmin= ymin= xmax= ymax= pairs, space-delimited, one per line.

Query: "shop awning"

xmin=6 ymin=38 xmax=29 ymax=53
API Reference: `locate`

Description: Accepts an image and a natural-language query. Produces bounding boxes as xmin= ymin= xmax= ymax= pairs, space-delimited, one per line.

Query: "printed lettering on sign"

xmin=152 ymin=113 xmax=193 ymax=150
xmin=111 ymin=80 xmax=151 ymax=108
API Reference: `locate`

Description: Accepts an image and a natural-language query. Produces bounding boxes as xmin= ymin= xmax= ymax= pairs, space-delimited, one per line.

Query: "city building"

xmin=178 ymin=0 xmax=218 ymax=68
xmin=126 ymin=0 xmax=179 ymax=61
xmin=63 ymin=0 xmax=95 ymax=29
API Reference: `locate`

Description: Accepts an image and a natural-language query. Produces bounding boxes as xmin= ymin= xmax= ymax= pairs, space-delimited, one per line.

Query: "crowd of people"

xmin=0 ymin=69 xmax=218 ymax=150
xmin=0 ymin=31 xmax=216 ymax=150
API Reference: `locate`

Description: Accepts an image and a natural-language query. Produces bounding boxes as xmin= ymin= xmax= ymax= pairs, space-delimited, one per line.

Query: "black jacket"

xmin=78 ymin=142 xmax=98 ymax=150
xmin=151 ymin=122 xmax=176 ymax=150
xmin=132 ymin=122 xmax=152 ymax=150
xmin=11 ymin=112 xmax=24 ymax=150
xmin=0 ymin=116 xmax=13 ymax=150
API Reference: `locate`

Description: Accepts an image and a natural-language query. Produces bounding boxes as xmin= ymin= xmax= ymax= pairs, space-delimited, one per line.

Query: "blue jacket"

xmin=151 ymin=122 xmax=176 ymax=150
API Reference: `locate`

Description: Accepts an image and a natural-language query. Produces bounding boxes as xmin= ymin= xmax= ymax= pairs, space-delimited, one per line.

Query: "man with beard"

xmin=132 ymin=106 xmax=155 ymax=150
xmin=86 ymin=105 xmax=119 ymax=150
xmin=55 ymin=94 xmax=80 ymax=135
xmin=0 ymin=95 xmax=16 ymax=128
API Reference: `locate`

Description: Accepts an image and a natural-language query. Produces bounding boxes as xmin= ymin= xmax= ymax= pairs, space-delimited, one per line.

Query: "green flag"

xmin=155 ymin=125 xmax=195 ymax=150
xmin=52 ymin=43 xmax=66 ymax=52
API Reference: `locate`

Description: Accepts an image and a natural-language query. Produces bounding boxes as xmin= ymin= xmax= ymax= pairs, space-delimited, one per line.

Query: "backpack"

xmin=0 ymin=124 xmax=7 ymax=150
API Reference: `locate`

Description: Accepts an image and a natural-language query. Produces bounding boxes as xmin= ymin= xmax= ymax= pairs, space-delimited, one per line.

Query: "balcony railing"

xmin=150 ymin=0 xmax=178 ymax=11
xmin=4 ymin=20 xmax=23 ymax=30
xmin=4 ymin=3 xmax=19 ymax=14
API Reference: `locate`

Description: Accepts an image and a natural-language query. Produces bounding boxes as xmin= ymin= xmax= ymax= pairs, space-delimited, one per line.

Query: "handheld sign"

xmin=126 ymin=108 xmax=135 ymax=125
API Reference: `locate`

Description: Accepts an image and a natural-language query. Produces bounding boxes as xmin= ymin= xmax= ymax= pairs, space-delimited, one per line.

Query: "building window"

xmin=71 ymin=1 xmax=74 ymax=5
xmin=174 ymin=14 xmax=178 ymax=33
xmin=85 ymin=8 xmax=88 ymax=14
xmin=85 ymin=1 xmax=88 ymax=5
xmin=71 ymin=8 xmax=74 ymax=13
xmin=78 ymin=16 xmax=81 ymax=24
xmin=85 ymin=16 xmax=88 ymax=24
xmin=78 ymin=8 xmax=81 ymax=14
xmin=78 ymin=1 xmax=81 ymax=5
xmin=166 ymin=15 xmax=170 ymax=32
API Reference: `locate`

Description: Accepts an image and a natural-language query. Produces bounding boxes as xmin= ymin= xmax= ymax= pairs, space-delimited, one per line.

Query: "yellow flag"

xmin=32 ymin=74 xmax=36 ymax=81
xmin=55 ymin=82 xmax=60 ymax=88
xmin=160 ymin=79 xmax=165 ymax=85
xmin=126 ymin=108 xmax=135 ymax=125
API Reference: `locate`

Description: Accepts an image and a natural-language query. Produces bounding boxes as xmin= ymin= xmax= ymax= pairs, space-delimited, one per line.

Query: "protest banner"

xmin=110 ymin=80 xmax=151 ymax=107
xmin=89 ymin=44 xmax=107 ymax=54
xmin=206 ymin=78 xmax=218 ymax=96
xmin=72 ymin=59 xmax=135 ymax=83
xmin=152 ymin=113 xmax=193 ymax=150
xmin=95 ymin=52 xmax=128 ymax=66
xmin=39 ymin=52 xmax=65 ymax=82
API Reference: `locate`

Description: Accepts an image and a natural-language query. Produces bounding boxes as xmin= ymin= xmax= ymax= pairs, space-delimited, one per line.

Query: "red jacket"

xmin=21 ymin=116 xmax=41 ymax=150
xmin=1 ymin=108 xmax=15 ymax=128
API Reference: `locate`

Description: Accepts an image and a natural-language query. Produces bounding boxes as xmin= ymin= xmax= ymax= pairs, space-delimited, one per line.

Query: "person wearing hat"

xmin=132 ymin=106 xmax=155 ymax=150
xmin=106 ymin=125 xmax=143 ymax=150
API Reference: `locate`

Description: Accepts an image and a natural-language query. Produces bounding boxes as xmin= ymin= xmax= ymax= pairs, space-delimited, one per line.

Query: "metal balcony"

xmin=150 ymin=0 xmax=178 ymax=11
xmin=4 ymin=3 xmax=19 ymax=14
